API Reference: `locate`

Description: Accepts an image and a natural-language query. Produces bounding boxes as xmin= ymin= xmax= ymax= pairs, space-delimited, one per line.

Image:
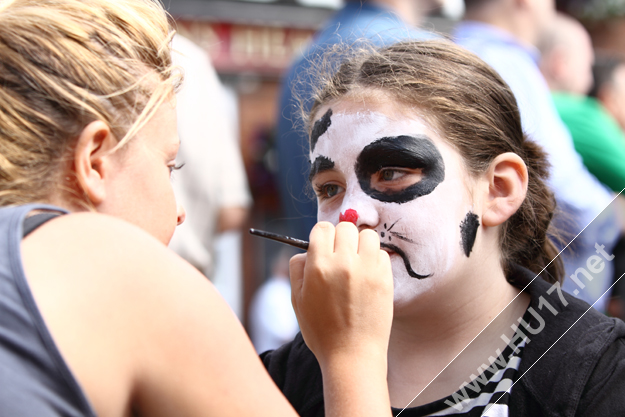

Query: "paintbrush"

xmin=249 ymin=228 xmax=309 ymax=251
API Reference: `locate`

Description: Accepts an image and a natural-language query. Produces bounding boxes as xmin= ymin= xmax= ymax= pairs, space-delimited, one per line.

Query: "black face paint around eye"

xmin=459 ymin=212 xmax=480 ymax=257
xmin=310 ymin=108 xmax=333 ymax=152
xmin=380 ymin=242 xmax=431 ymax=279
xmin=309 ymin=155 xmax=335 ymax=182
xmin=354 ymin=135 xmax=445 ymax=204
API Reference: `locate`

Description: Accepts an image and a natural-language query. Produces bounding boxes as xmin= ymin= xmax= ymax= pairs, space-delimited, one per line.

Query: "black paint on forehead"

xmin=309 ymin=155 xmax=335 ymax=182
xmin=310 ymin=108 xmax=332 ymax=152
xmin=460 ymin=212 xmax=480 ymax=257
xmin=355 ymin=135 xmax=445 ymax=204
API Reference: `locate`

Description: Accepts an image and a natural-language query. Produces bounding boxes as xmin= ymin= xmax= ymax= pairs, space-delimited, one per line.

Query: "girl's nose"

xmin=338 ymin=193 xmax=379 ymax=230
xmin=339 ymin=209 xmax=359 ymax=224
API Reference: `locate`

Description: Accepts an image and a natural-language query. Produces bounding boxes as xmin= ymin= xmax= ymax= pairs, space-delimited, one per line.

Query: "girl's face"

xmin=309 ymin=99 xmax=480 ymax=307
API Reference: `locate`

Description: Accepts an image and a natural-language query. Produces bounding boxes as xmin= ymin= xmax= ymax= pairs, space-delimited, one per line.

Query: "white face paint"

xmin=309 ymin=102 xmax=478 ymax=307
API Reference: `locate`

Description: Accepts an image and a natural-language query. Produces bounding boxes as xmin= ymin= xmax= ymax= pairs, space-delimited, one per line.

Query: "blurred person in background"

xmin=454 ymin=0 xmax=620 ymax=312
xmin=539 ymin=14 xmax=625 ymax=320
xmin=169 ymin=35 xmax=252 ymax=283
xmin=249 ymin=247 xmax=299 ymax=353
xmin=592 ymin=53 xmax=625 ymax=133
xmin=275 ymin=0 xmax=443 ymax=242
xmin=539 ymin=13 xmax=625 ymax=194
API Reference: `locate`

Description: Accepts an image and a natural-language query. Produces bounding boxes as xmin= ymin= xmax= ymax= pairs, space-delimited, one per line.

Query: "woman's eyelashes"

xmin=168 ymin=162 xmax=185 ymax=176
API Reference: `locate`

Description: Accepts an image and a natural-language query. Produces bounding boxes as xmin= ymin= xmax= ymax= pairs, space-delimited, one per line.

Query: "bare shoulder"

xmin=24 ymin=211 xmax=202 ymax=286
xmin=20 ymin=210 xmax=236 ymax=343
xmin=25 ymin=210 xmax=180 ymax=259
xmin=22 ymin=212 xmax=216 ymax=314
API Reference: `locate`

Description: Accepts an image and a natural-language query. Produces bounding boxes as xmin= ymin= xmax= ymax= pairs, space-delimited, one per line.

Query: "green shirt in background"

xmin=553 ymin=92 xmax=625 ymax=193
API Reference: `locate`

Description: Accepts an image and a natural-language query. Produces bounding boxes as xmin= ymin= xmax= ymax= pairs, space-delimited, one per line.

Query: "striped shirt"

xmin=392 ymin=334 xmax=527 ymax=417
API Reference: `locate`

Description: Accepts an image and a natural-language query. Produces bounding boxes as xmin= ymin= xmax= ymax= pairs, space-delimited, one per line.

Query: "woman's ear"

xmin=73 ymin=121 xmax=118 ymax=206
xmin=481 ymin=152 xmax=528 ymax=227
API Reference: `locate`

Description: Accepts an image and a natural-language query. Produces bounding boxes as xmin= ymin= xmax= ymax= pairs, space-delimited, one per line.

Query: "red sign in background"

xmin=177 ymin=20 xmax=315 ymax=76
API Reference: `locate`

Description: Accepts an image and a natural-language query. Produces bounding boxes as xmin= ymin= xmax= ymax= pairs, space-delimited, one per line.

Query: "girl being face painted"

xmin=309 ymin=98 xmax=481 ymax=308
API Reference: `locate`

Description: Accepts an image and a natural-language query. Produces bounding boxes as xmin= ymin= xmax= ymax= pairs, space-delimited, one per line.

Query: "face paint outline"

xmin=355 ymin=135 xmax=445 ymax=204
xmin=377 ymin=218 xmax=431 ymax=279
xmin=381 ymin=242 xmax=431 ymax=279
xmin=310 ymin=108 xmax=332 ymax=152
xmin=310 ymin=106 xmax=477 ymax=303
xmin=459 ymin=211 xmax=480 ymax=257
xmin=309 ymin=155 xmax=335 ymax=183
xmin=380 ymin=220 xmax=415 ymax=244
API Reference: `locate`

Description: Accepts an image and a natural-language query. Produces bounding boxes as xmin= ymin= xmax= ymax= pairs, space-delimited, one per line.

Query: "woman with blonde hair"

xmin=0 ymin=0 xmax=394 ymax=415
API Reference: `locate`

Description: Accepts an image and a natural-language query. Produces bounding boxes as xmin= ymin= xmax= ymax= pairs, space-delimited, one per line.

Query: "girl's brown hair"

xmin=308 ymin=40 xmax=563 ymax=283
xmin=0 ymin=0 xmax=180 ymax=207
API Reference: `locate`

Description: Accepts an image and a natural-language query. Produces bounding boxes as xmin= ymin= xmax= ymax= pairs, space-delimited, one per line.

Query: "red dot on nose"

xmin=339 ymin=209 xmax=359 ymax=225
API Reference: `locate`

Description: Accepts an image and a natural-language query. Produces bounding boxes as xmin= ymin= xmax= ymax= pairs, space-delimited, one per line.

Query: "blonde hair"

xmin=0 ymin=0 xmax=180 ymax=206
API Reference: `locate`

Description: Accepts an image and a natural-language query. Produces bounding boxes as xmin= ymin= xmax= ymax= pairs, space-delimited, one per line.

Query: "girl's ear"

xmin=481 ymin=152 xmax=528 ymax=227
xmin=73 ymin=121 xmax=118 ymax=206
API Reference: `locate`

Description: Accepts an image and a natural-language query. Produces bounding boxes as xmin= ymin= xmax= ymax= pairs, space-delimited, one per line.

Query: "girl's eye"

xmin=315 ymin=183 xmax=344 ymax=200
xmin=324 ymin=184 xmax=340 ymax=197
xmin=371 ymin=167 xmax=423 ymax=193
xmin=380 ymin=169 xmax=404 ymax=181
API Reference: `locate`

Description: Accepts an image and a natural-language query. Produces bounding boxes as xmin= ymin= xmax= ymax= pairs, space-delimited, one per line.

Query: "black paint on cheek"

xmin=460 ymin=212 xmax=480 ymax=257
xmin=310 ymin=108 xmax=332 ymax=152
xmin=308 ymin=156 xmax=335 ymax=182
xmin=355 ymin=135 xmax=445 ymax=204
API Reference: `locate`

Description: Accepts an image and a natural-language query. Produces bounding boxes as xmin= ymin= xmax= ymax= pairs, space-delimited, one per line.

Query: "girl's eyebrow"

xmin=308 ymin=155 xmax=335 ymax=182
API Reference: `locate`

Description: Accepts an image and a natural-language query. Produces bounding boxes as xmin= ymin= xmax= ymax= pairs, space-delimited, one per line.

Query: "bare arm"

xmin=289 ymin=222 xmax=394 ymax=417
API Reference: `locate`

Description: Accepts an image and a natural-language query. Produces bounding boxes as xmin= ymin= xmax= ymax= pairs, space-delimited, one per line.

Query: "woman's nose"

xmin=176 ymin=204 xmax=186 ymax=226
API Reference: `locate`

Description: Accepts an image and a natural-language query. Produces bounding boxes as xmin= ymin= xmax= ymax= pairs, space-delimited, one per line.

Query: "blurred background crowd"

xmin=163 ymin=0 xmax=625 ymax=352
